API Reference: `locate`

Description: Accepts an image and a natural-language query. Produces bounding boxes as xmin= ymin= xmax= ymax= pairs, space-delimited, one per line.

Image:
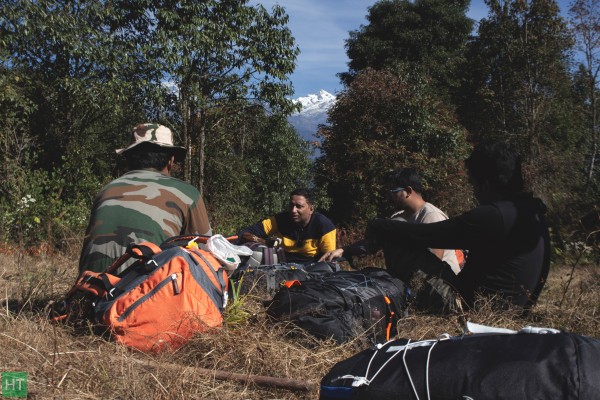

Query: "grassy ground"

xmin=1 ymin=248 xmax=598 ymax=399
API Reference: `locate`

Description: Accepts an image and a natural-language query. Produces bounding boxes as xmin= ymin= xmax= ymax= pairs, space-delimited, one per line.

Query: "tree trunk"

xmin=182 ymin=95 xmax=192 ymax=183
xmin=194 ymin=108 xmax=207 ymax=197
xmin=586 ymin=77 xmax=598 ymax=187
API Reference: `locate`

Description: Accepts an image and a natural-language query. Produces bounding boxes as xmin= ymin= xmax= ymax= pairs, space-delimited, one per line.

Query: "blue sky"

xmin=250 ymin=0 xmax=573 ymax=97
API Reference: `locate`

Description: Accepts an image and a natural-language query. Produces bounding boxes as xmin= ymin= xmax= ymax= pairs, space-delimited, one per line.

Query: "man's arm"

xmin=418 ymin=209 xmax=448 ymax=260
xmin=318 ymin=228 xmax=337 ymax=253
xmin=319 ymin=238 xmax=378 ymax=262
xmin=367 ymin=205 xmax=504 ymax=251
xmin=185 ymin=197 xmax=212 ymax=236
xmin=237 ymin=216 xmax=276 ymax=245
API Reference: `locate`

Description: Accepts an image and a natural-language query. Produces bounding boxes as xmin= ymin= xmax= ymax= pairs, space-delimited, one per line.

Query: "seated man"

xmin=321 ymin=168 xmax=463 ymax=273
xmin=79 ymin=123 xmax=212 ymax=274
xmin=365 ymin=142 xmax=550 ymax=308
xmin=238 ymin=188 xmax=336 ymax=263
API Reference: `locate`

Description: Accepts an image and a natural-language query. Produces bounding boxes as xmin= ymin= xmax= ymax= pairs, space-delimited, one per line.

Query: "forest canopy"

xmin=0 ymin=0 xmax=598 ymax=257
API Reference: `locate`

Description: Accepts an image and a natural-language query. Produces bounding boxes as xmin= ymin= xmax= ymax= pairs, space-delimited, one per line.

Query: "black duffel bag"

xmin=265 ymin=267 xmax=407 ymax=344
xmin=320 ymin=326 xmax=600 ymax=399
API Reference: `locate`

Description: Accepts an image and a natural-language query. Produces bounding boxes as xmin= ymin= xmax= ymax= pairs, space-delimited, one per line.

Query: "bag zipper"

xmin=117 ymin=274 xmax=178 ymax=322
xmin=171 ymin=273 xmax=181 ymax=294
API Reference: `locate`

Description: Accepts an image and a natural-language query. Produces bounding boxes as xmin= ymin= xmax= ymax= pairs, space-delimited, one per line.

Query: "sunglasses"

xmin=389 ymin=187 xmax=406 ymax=194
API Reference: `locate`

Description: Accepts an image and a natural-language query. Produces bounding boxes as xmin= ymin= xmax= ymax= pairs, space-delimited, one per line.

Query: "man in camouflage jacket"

xmin=78 ymin=123 xmax=212 ymax=274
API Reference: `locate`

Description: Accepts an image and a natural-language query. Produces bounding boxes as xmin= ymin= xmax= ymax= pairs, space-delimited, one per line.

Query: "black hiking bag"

xmin=320 ymin=327 xmax=600 ymax=400
xmin=229 ymin=261 xmax=339 ymax=298
xmin=265 ymin=268 xmax=407 ymax=344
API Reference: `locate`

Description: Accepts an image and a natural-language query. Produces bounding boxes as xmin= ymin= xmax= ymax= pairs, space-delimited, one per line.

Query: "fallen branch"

xmin=129 ymin=357 xmax=318 ymax=392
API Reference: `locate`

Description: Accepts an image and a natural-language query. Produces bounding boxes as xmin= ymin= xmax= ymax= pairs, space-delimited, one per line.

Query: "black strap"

xmin=82 ymin=275 xmax=109 ymax=290
xmin=194 ymin=250 xmax=227 ymax=293
xmin=276 ymin=247 xmax=287 ymax=264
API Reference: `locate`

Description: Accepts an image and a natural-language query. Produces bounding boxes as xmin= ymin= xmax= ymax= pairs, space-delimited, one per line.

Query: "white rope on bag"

xmin=332 ymin=337 xmax=446 ymax=392
xmin=335 ymin=340 xmax=391 ymax=387
xmin=402 ymin=339 xmax=421 ymax=400
xmin=367 ymin=338 xmax=441 ymax=391
xmin=425 ymin=340 xmax=439 ymax=400
xmin=332 ymin=339 xmax=401 ymax=388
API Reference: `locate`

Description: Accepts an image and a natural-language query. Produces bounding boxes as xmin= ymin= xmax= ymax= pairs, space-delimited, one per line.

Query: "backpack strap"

xmin=129 ymin=242 xmax=162 ymax=258
xmin=102 ymin=242 xmax=164 ymax=301
xmin=263 ymin=247 xmax=274 ymax=266
xmin=105 ymin=242 xmax=162 ymax=274
xmin=161 ymin=234 xmax=239 ymax=249
xmin=276 ymin=247 xmax=287 ymax=264
xmin=192 ymin=250 xmax=228 ymax=310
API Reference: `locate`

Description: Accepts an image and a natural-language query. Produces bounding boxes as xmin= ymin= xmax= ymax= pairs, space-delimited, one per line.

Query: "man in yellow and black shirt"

xmin=238 ymin=188 xmax=336 ymax=263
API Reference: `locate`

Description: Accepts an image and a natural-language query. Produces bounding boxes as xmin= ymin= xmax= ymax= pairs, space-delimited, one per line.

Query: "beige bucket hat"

xmin=116 ymin=123 xmax=186 ymax=161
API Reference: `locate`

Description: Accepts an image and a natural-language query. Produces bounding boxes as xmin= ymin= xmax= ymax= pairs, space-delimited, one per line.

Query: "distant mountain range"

xmin=288 ymin=90 xmax=336 ymax=148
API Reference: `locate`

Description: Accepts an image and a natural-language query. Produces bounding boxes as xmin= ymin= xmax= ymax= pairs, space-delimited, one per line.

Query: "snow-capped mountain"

xmin=288 ymin=90 xmax=336 ymax=145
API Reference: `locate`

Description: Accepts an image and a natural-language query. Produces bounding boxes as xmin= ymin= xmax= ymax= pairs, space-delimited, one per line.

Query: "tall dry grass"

xmin=1 ymin=248 xmax=598 ymax=399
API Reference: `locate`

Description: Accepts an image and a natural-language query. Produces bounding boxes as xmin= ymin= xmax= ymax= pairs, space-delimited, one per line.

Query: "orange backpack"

xmin=58 ymin=240 xmax=228 ymax=352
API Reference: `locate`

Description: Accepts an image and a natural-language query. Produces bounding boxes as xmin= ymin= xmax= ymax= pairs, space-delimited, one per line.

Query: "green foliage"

xmin=342 ymin=0 xmax=473 ymax=97
xmin=316 ymin=68 xmax=471 ymax=226
xmin=0 ymin=0 xmax=304 ymax=246
xmin=204 ymin=110 xmax=311 ymax=234
xmin=138 ymin=0 xmax=301 ymax=191
xmin=1 ymin=0 xmax=595 ymax=251
xmin=325 ymin=0 xmax=474 ymax=226
xmin=459 ymin=0 xmax=575 ymax=154
xmin=0 ymin=153 xmax=101 ymax=246
xmin=455 ymin=0 xmax=590 ymax=245
xmin=0 ymin=0 xmax=151 ymax=174
xmin=224 ymin=277 xmax=253 ymax=326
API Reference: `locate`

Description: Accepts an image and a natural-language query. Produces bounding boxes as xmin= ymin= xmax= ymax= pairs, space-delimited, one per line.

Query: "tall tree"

xmin=569 ymin=0 xmax=600 ymax=186
xmin=457 ymin=0 xmax=592 ymax=237
xmin=459 ymin=0 xmax=574 ymax=157
xmin=203 ymin=107 xmax=311 ymax=232
xmin=341 ymin=0 xmax=473 ymax=97
xmin=0 ymin=0 xmax=152 ymax=175
xmin=316 ymin=68 xmax=470 ymax=226
xmin=0 ymin=0 xmax=157 ymax=243
xmin=143 ymin=0 xmax=300 ymax=194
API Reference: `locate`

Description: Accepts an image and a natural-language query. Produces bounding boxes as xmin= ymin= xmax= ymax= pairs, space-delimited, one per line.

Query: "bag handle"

xmin=105 ymin=241 xmax=162 ymax=274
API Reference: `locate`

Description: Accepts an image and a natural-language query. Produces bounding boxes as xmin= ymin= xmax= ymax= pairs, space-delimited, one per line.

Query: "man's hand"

xmin=242 ymin=232 xmax=266 ymax=245
xmin=319 ymin=248 xmax=344 ymax=262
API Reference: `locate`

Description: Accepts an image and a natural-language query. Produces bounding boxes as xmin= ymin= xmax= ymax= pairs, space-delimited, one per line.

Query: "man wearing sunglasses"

xmin=320 ymin=168 xmax=464 ymax=311
xmin=366 ymin=142 xmax=550 ymax=309
xmin=387 ymin=168 xmax=463 ymax=275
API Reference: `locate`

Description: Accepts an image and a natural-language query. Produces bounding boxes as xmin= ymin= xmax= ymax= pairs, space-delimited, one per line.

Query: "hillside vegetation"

xmin=1 ymin=0 xmax=598 ymax=249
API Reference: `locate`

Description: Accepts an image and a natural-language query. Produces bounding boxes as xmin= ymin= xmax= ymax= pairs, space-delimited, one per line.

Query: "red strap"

xmin=455 ymin=250 xmax=465 ymax=268
xmin=130 ymin=242 xmax=161 ymax=257
xmin=284 ymin=280 xmax=301 ymax=288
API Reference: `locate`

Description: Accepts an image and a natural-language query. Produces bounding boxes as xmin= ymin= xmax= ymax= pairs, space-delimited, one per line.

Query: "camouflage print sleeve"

xmin=185 ymin=195 xmax=212 ymax=236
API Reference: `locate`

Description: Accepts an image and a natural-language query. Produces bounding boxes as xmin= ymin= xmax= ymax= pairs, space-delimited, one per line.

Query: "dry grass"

xmin=1 ymin=250 xmax=599 ymax=399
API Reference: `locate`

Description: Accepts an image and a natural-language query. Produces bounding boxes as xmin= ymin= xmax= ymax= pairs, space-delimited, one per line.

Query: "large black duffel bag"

xmin=320 ymin=324 xmax=600 ymax=399
xmin=265 ymin=268 xmax=407 ymax=344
